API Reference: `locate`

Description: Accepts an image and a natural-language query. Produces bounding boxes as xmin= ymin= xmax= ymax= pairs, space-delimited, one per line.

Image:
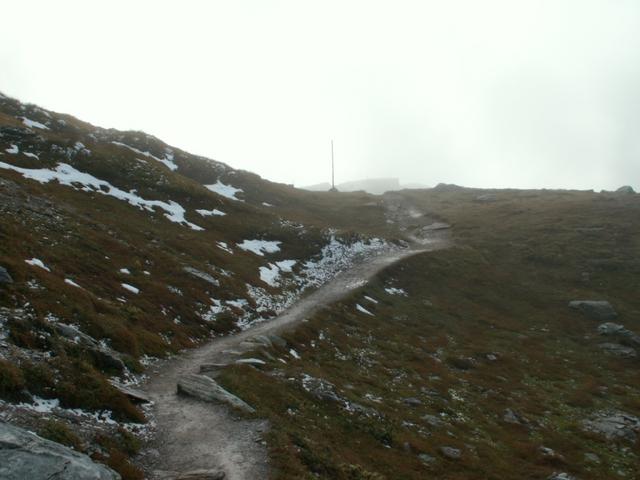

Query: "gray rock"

xmin=56 ymin=323 xmax=125 ymax=372
xmin=421 ymin=414 xmax=444 ymax=428
xmin=439 ymin=446 xmax=461 ymax=459
xmin=177 ymin=374 xmax=255 ymax=413
xmin=582 ymin=411 xmax=640 ymax=443
xmin=503 ymin=408 xmax=528 ymax=425
xmin=597 ymin=322 xmax=626 ymax=335
xmin=301 ymin=375 xmax=342 ymax=403
xmin=616 ymin=185 xmax=635 ymax=194
xmin=199 ymin=362 xmax=229 ymax=373
xmin=0 ymin=421 xmax=120 ymax=479
xmin=0 ymin=266 xmax=13 ymax=284
xmin=267 ymin=334 xmax=287 ymax=348
xmin=598 ymin=342 xmax=637 ymax=358
xmin=403 ymin=397 xmax=422 ymax=407
xmin=598 ymin=322 xmax=640 ymax=346
xmin=252 ymin=335 xmax=273 ymax=348
xmin=418 ymin=453 xmax=436 ymax=464
xmin=568 ymin=300 xmax=617 ymax=321
xmin=109 ymin=381 xmax=151 ymax=403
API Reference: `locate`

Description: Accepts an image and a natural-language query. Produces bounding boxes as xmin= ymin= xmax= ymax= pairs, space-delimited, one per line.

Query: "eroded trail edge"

xmin=139 ymin=239 xmax=449 ymax=480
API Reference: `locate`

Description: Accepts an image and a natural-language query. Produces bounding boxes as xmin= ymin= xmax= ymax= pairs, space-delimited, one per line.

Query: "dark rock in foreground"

xmin=0 ymin=421 xmax=120 ymax=480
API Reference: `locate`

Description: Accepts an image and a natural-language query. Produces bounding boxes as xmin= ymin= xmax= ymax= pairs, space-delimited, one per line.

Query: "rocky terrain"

xmin=1 ymin=92 xmax=639 ymax=479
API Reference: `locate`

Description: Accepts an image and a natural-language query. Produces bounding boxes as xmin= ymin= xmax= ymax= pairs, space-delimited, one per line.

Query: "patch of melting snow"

xmin=259 ymin=264 xmax=281 ymax=287
xmin=64 ymin=278 xmax=81 ymax=288
xmin=236 ymin=358 xmax=266 ymax=365
xmin=121 ymin=283 xmax=139 ymax=294
xmin=216 ymin=241 xmax=233 ymax=254
xmin=0 ymin=161 xmax=204 ymax=230
xmin=21 ymin=117 xmax=49 ymax=130
xmin=119 ymin=268 xmax=131 ymax=275
xmin=111 ymin=141 xmax=178 ymax=171
xmin=289 ymin=348 xmax=301 ymax=359
xmin=25 ymin=258 xmax=50 ymax=272
xmin=196 ymin=208 xmax=226 ymax=217
xmin=205 ymin=180 xmax=244 ymax=201
xmin=237 ymin=239 xmax=282 ymax=256
xmin=23 ymin=151 xmax=39 ymax=160
xmin=364 ymin=295 xmax=378 ymax=304
xmin=385 ymin=287 xmax=408 ymax=296
xmin=262 ymin=202 xmax=273 ymax=207
xmin=5 ymin=144 xmax=19 ymax=154
xmin=356 ymin=304 xmax=374 ymax=316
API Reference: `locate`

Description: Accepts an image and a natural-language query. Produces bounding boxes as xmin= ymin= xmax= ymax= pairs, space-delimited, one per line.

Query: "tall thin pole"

xmin=331 ymin=139 xmax=335 ymax=189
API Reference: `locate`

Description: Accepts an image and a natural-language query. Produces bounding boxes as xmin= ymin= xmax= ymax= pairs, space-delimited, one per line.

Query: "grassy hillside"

xmin=219 ymin=188 xmax=640 ymax=479
xmin=0 ymin=93 xmax=399 ymax=478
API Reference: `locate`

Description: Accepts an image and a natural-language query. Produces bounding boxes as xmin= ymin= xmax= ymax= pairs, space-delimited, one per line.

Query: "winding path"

xmin=139 ymin=211 xmax=450 ymax=479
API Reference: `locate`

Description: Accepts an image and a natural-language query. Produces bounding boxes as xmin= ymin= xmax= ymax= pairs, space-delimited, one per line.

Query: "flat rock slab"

xmin=154 ymin=469 xmax=226 ymax=480
xmin=177 ymin=373 xmax=255 ymax=413
xmin=0 ymin=421 xmax=120 ymax=480
xmin=110 ymin=380 xmax=151 ymax=403
xmin=569 ymin=300 xmax=617 ymax=321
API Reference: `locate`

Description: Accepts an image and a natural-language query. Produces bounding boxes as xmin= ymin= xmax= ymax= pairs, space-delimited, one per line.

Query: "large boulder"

xmin=177 ymin=374 xmax=255 ymax=413
xmin=597 ymin=322 xmax=640 ymax=347
xmin=0 ymin=266 xmax=13 ymax=284
xmin=0 ymin=421 xmax=120 ymax=479
xmin=568 ymin=300 xmax=617 ymax=321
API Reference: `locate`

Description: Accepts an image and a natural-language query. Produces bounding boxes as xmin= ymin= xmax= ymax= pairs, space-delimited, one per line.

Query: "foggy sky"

xmin=2 ymin=1 xmax=639 ymax=191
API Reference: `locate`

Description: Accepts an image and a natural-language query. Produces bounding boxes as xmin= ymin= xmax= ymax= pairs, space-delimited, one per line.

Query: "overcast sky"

xmin=2 ymin=1 xmax=639 ymax=190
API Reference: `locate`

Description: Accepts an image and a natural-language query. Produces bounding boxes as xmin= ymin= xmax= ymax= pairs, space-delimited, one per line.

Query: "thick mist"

xmin=1 ymin=0 xmax=638 ymax=190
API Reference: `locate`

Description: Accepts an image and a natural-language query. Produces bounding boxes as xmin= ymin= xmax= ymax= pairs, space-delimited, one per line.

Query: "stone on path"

xmin=177 ymin=373 xmax=255 ymax=413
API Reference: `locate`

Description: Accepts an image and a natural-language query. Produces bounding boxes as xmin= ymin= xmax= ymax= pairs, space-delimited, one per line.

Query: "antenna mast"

xmin=331 ymin=139 xmax=335 ymax=190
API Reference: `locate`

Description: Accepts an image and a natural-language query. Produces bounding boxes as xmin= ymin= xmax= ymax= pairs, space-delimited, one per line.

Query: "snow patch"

xmin=205 ymin=180 xmax=243 ymax=201
xmin=25 ymin=258 xmax=50 ymax=272
xmin=385 ymin=287 xmax=407 ymax=296
xmin=121 ymin=283 xmax=140 ymax=294
xmin=364 ymin=295 xmax=379 ymax=304
xmin=21 ymin=117 xmax=49 ymax=130
xmin=64 ymin=278 xmax=82 ymax=288
xmin=23 ymin=152 xmax=39 ymax=160
xmin=5 ymin=145 xmax=18 ymax=154
xmin=196 ymin=208 xmax=226 ymax=217
xmin=119 ymin=268 xmax=131 ymax=275
xmin=237 ymin=239 xmax=282 ymax=256
xmin=216 ymin=241 xmax=233 ymax=254
xmin=111 ymin=141 xmax=178 ymax=171
xmin=356 ymin=304 xmax=374 ymax=316
xmin=0 ymin=161 xmax=203 ymax=230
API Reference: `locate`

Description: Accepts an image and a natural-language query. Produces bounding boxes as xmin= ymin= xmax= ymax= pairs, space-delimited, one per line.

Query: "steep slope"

xmin=0 ymin=93 xmax=404 ymax=478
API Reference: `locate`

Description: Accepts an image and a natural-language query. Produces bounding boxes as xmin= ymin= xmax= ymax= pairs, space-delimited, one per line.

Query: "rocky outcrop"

xmin=582 ymin=411 xmax=640 ymax=443
xmin=438 ymin=446 xmax=461 ymax=459
xmin=597 ymin=322 xmax=640 ymax=346
xmin=568 ymin=300 xmax=617 ymax=321
xmin=55 ymin=323 xmax=125 ymax=372
xmin=0 ymin=421 xmax=120 ymax=479
xmin=177 ymin=374 xmax=255 ymax=413
xmin=597 ymin=342 xmax=636 ymax=358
